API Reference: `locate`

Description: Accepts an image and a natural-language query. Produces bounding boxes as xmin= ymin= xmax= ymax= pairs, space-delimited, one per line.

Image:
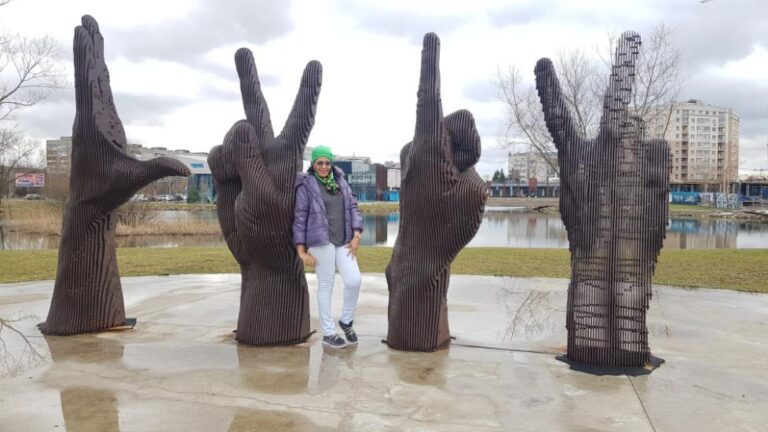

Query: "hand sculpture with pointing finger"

xmin=386 ymin=33 xmax=489 ymax=352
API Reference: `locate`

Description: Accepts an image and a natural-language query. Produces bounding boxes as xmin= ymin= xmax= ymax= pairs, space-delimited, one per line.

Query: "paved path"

xmin=1 ymin=275 xmax=766 ymax=431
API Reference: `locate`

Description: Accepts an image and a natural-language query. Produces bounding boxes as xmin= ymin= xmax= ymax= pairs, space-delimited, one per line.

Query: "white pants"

xmin=309 ymin=243 xmax=362 ymax=336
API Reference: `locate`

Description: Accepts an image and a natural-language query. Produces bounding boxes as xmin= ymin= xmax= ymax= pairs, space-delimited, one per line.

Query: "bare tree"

xmin=495 ymin=23 xmax=683 ymax=175
xmin=0 ymin=1 xmax=65 ymax=202
xmin=0 ymin=35 xmax=64 ymax=123
xmin=0 ymin=315 xmax=48 ymax=377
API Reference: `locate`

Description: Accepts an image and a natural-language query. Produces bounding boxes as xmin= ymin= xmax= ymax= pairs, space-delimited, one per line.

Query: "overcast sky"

xmin=2 ymin=0 xmax=767 ymax=176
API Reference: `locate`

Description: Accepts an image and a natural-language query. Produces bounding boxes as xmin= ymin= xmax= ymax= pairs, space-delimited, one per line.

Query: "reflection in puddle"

xmin=237 ymin=344 xmax=310 ymax=394
xmin=60 ymin=387 xmax=120 ymax=432
xmin=0 ymin=313 xmax=48 ymax=377
xmin=44 ymin=334 xmax=125 ymax=432
xmin=496 ymin=286 xmax=560 ymax=342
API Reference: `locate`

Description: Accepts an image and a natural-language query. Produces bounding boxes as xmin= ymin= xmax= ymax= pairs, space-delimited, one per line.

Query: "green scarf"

xmin=314 ymin=171 xmax=339 ymax=195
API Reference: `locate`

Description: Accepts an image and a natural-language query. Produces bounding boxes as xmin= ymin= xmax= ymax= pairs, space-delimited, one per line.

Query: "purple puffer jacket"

xmin=293 ymin=167 xmax=363 ymax=247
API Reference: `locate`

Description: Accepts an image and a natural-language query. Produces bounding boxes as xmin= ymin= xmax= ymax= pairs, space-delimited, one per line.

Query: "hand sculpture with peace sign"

xmin=535 ymin=32 xmax=670 ymax=367
xmin=208 ymin=49 xmax=321 ymax=345
xmin=385 ymin=34 xmax=489 ymax=352
xmin=41 ymin=16 xmax=190 ymax=335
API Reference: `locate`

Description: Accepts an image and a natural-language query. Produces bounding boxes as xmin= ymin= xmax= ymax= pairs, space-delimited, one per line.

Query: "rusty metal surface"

xmin=40 ymin=16 xmax=190 ymax=335
xmin=385 ymin=33 xmax=488 ymax=351
xmin=534 ymin=32 xmax=670 ymax=367
xmin=208 ymin=49 xmax=322 ymax=345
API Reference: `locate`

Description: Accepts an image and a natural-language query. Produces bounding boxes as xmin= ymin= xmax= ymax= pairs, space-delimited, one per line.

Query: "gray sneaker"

xmin=339 ymin=320 xmax=358 ymax=344
xmin=323 ymin=334 xmax=348 ymax=349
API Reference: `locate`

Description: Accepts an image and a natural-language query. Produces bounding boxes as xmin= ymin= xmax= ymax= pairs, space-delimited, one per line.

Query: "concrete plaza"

xmin=0 ymin=274 xmax=766 ymax=431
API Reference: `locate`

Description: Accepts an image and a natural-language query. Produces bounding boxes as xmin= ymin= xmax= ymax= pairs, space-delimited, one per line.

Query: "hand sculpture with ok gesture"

xmin=535 ymin=32 xmax=670 ymax=367
xmin=208 ymin=49 xmax=322 ymax=345
xmin=386 ymin=33 xmax=489 ymax=351
xmin=41 ymin=16 xmax=190 ymax=335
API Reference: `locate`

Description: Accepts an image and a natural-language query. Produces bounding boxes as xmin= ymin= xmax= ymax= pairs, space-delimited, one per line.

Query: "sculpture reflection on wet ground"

xmin=40 ymin=16 xmax=190 ymax=335
xmin=208 ymin=49 xmax=322 ymax=345
xmin=385 ymin=33 xmax=488 ymax=352
xmin=535 ymin=32 xmax=670 ymax=368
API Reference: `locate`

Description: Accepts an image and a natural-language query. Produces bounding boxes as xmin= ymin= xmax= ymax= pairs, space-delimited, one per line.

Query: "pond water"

xmin=1 ymin=208 xmax=766 ymax=250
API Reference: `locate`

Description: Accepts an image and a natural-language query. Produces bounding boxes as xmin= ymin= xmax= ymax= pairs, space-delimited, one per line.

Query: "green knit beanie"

xmin=311 ymin=145 xmax=334 ymax=163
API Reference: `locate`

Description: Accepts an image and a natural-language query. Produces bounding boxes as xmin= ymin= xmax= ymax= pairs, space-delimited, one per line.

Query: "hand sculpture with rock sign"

xmin=40 ymin=16 xmax=190 ymax=335
xmin=386 ymin=33 xmax=489 ymax=352
xmin=535 ymin=32 xmax=670 ymax=368
xmin=208 ymin=49 xmax=321 ymax=345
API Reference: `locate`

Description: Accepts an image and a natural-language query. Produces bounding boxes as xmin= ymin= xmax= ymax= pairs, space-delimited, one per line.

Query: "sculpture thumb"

xmin=123 ymin=155 xmax=190 ymax=192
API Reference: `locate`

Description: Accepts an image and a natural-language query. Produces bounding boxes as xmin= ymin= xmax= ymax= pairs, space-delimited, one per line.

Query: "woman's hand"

xmin=346 ymin=233 xmax=361 ymax=258
xmin=298 ymin=251 xmax=317 ymax=267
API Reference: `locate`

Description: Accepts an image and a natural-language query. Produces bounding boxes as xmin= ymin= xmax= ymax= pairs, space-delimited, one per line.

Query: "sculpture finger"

xmin=209 ymin=140 xmax=239 ymax=184
xmin=399 ymin=141 xmax=412 ymax=181
xmin=534 ymin=58 xmax=582 ymax=154
xmin=598 ymin=31 xmax=641 ymax=137
xmin=92 ymin=153 xmax=188 ymax=213
xmin=235 ymin=48 xmax=275 ymax=143
xmin=414 ymin=33 xmax=443 ymax=147
xmin=118 ymin=155 xmax=189 ymax=199
xmin=73 ymin=15 xmax=127 ymax=150
xmin=278 ymin=60 xmax=322 ymax=149
xmin=209 ymin=143 xmax=247 ymax=264
xmin=444 ymin=110 xmax=480 ymax=173
xmin=229 ymin=120 xmax=271 ymax=191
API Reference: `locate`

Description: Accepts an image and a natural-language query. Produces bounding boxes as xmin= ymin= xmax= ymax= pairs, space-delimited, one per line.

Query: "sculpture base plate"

xmin=556 ymin=354 xmax=665 ymax=376
xmin=105 ymin=318 xmax=137 ymax=331
xmin=36 ymin=318 xmax=137 ymax=335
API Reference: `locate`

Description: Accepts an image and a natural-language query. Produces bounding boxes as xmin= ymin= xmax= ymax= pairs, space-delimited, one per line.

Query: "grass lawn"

xmin=1 ymin=247 xmax=765 ymax=293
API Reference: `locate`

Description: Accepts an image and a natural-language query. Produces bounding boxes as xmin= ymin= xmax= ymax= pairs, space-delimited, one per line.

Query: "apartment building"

xmin=45 ymin=136 xmax=72 ymax=176
xmin=643 ymin=99 xmax=739 ymax=191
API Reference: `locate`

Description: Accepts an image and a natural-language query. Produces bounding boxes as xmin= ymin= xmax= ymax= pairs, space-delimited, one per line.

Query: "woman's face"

xmin=313 ymin=157 xmax=332 ymax=177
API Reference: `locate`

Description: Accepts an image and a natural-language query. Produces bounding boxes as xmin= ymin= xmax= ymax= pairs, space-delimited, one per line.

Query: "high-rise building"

xmin=643 ymin=99 xmax=739 ymax=191
xmin=507 ymin=150 xmax=557 ymax=183
xmin=45 ymin=137 xmax=72 ymax=175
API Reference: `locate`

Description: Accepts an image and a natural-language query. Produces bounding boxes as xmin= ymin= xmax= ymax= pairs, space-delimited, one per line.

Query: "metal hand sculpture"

xmin=40 ymin=16 xmax=190 ymax=335
xmin=208 ymin=49 xmax=321 ymax=345
xmin=386 ymin=33 xmax=488 ymax=351
xmin=535 ymin=32 xmax=670 ymax=367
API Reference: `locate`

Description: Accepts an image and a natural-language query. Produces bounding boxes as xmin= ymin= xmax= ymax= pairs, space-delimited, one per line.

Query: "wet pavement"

xmin=0 ymin=274 xmax=766 ymax=431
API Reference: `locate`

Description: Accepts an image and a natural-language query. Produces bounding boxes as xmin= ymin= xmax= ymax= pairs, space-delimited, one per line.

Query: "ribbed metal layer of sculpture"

xmin=40 ymin=16 xmax=190 ymax=335
xmin=208 ymin=49 xmax=321 ymax=345
xmin=386 ymin=33 xmax=488 ymax=351
xmin=535 ymin=32 xmax=670 ymax=367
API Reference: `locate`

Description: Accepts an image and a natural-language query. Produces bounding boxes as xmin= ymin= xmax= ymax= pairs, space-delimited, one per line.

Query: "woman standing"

xmin=293 ymin=146 xmax=363 ymax=349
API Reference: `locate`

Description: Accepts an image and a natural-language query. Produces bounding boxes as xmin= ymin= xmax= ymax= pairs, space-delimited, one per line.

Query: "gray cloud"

xmin=344 ymin=4 xmax=471 ymax=44
xmin=108 ymin=0 xmax=293 ymax=63
xmin=113 ymin=92 xmax=196 ymax=127
xmin=658 ymin=0 xmax=768 ymax=68
xmin=14 ymin=87 xmax=196 ymax=137
xmin=684 ymin=74 xmax=768 ymax=137
xmin=487 ymin=2 xmax=549 ymax=27
xmin=198 ymin=57 xmax=281 ymax=90
xmin=463 ymin=80 xmax=497 ymax=103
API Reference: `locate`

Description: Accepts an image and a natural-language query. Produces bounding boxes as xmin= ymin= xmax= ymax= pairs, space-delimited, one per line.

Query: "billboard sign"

xmin=15 ymin=173 xmax=45 ymax=188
